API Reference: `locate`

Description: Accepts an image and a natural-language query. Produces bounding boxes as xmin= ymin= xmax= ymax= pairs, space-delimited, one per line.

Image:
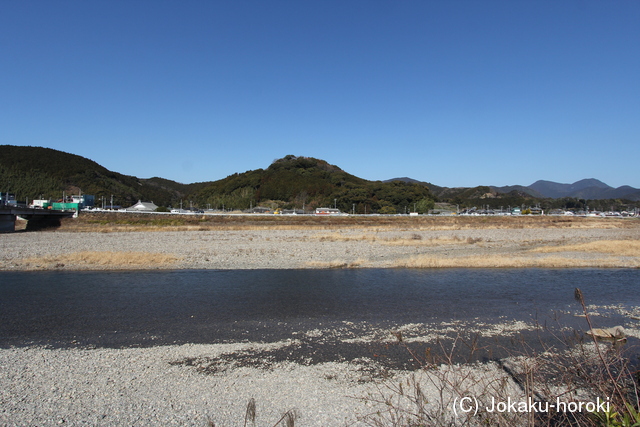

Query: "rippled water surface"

xmin=1 ymin=269 xmax=639 ymax=354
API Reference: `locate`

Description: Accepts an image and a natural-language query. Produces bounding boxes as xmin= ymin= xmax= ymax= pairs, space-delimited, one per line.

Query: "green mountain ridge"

xmin=2 ymin=145 xmax=638 ymax=213
xmin=0 ymin=145 xmax=192 ymax=207
xmin=0 ymin=147 xmax=434 ymax=214
xmin=191 ymin=155 xmax=434 ymax=213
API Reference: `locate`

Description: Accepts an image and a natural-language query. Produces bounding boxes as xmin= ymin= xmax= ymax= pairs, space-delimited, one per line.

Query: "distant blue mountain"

xmin=527 ymin=179 xmax=640 ymax=200
xmin=528 ymin=179 xmax=609 ymax=198
xmin=388 ymin=177 xmax=640 ymax=201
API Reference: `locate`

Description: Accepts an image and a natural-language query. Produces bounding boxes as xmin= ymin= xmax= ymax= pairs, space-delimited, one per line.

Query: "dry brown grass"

xmin=530 ymin=239 xmax=640 ymax=257
xmin=20 ymin=251 xmax=179 ymax=269
xmin=312 ymin=232 xmax=379 ymax=242
xmin=381 ymin=236 xmax=480 ymax=246
xmin=305 ymin=259 xmax=367 ymax=268
xmin=392 ymin=254 xmax=640 ymax=269
xmin=92 ymin=225 xmax=219 ymax=233
xmin=311 ymin=232 xmax=478 ymax=246
xmin=55 ymin=212 xmax=639 ymax=232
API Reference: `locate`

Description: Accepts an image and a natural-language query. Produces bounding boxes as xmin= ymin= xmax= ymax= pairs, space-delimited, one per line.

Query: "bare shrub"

xmin=358 ymin=289 xmax=640 ymax=426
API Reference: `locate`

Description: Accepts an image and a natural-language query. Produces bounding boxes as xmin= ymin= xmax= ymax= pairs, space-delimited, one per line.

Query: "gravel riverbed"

xmin=2 ymin=225 xmax=639 ymax=270
xmin=2 ymin=222 xmax=639 ymax=425
xmin=1 ymin=342 xmax=385 ymax=426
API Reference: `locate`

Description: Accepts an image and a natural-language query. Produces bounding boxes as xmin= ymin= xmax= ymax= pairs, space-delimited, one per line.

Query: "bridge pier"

xmin=0 ymin=213 xmax=16 ymax=232
xmin=0 ymin=208 xmax=74 ymax=232
xmin=25 ymin=215 xmax=62 ymax=231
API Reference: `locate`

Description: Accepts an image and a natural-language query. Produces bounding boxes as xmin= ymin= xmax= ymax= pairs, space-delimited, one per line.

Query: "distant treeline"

xmin=2 ymin=146 xmax=637 ymax=213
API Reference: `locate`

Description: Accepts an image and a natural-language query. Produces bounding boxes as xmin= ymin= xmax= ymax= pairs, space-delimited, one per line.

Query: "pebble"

xmin=1 ymin=226 xmax=638 ymax=270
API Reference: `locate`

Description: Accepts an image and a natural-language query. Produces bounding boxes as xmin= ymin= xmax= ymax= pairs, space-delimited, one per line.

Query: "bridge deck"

xmin=0 ymin=206 xmax=75 ymax=232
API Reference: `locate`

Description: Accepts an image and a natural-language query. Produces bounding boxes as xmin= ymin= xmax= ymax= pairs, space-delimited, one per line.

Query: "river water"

xmin=1 ymin=269 xmax=638 ymax=367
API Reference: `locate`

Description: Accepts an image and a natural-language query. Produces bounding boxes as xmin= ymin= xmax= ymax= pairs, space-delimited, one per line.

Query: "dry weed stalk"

xmin=358 ymin=334 xmax=526 ymax=426
xmin=359 ymin=291 xmax=640 ymax=426
xmin=207 ymin=398 xmax=297 ymax=427
xmin=244 ymin=397 xmax=256 ymax=427
xmin=573 ymin=288 xmax=639 ymax=415
xmin=272 ymin=409 xmax=299 ymax=427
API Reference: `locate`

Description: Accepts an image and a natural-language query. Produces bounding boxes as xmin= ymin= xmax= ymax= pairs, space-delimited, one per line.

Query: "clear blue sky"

xmin=2 ymin=1 xmax=639 ymax=188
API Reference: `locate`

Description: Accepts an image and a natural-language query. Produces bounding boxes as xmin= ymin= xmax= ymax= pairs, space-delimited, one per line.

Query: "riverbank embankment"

xmin=1 ymin=215 xmax=639 ymax=270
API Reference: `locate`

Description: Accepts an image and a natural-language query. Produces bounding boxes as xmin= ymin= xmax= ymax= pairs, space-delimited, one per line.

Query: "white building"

xmin=126 ymin=200 xmax=159 ymax=212
xmin=71 ymin=194 xmax=95 ymax=207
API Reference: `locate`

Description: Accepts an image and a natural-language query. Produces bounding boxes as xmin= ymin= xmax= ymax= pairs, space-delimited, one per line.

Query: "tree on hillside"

xmin=415 ymin=198 xmax=435 ymax=214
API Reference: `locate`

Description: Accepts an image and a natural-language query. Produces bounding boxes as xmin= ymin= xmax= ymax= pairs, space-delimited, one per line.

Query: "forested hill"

xmin=191 ymin=155 xmax=434 ymax=213
xmin=3 ymin=145 xmax=638 ymax=212
xmin=0 ymin=147 xmax=434 ymax=213
xmin=0 ymin=145 xmax=194 ymax=207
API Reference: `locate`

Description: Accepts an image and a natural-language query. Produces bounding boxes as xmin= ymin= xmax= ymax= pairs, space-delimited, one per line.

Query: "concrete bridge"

xmin=0 ymin=206 xmax=76 ymax=232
